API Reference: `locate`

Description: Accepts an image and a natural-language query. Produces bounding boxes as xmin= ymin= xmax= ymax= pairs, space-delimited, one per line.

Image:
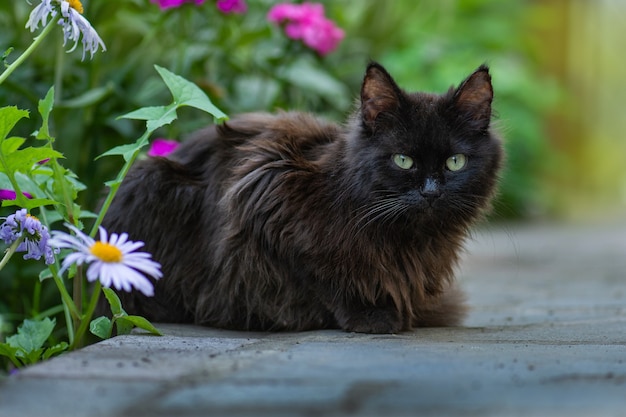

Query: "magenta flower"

xmin=147 ymin=139 xmax=180 ymax=157
xmin=216 ymin=0 xmax=247 ymax=14
xmin=151 ymin=0 xmax=205 ymax=10
xmin=0 ymin=190 xmax=33 ymax=201
xmin=267 ymin=2 xmax=344 ymax=56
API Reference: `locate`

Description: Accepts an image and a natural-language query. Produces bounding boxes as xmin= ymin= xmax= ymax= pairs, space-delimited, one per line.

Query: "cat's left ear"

xmin=360 ymin=63 xmax=402 ymax=131
xmin=453 ymin=65 xmax=493 ymax=131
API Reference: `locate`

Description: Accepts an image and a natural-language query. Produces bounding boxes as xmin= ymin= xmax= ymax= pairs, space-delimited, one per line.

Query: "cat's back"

xmin=216 ymin=111 xmax=342 ymax=167
xmin=168 ymin=111 xmax=342 ymax=184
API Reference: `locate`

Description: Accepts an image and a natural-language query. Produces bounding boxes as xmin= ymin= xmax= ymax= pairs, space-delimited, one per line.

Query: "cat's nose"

xmin=420 ymin=178 xmax=441 ymax=204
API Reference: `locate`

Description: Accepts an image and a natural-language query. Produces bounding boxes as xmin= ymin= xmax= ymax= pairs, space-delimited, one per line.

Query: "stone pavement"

xmin=1 ymin=222 xmax=625 ymax=417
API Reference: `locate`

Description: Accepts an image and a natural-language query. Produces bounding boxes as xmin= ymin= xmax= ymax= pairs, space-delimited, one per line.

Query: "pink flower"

xmin=0 ymin=189 xmax=33 ymax=200
xmin=268 ymin=2 xmax=324 ymax=22
xmin=216 ymin=0 xmax=247 ymax=14
xmin=267 ymin=2 xmax=344 ymax=56
xmin=151 ymin=0 xmax=205 ymax=10
xmin=147 ymin=139 xmax=180 ymax=157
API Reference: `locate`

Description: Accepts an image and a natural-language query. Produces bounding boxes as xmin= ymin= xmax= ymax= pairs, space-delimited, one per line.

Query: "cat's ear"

xmin=360 ymin=63 xmax=401 ymax=130
xmin=453 ymin=65 xmax=493 ymax=131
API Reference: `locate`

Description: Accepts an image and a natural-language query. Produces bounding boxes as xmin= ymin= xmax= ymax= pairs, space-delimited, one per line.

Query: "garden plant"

xmin=0 ymin=0 xmax=557 ymax=374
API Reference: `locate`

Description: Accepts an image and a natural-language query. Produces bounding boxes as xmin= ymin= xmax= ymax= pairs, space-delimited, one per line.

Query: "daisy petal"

xmin=51 ymin=223 xmax=162 ymax=298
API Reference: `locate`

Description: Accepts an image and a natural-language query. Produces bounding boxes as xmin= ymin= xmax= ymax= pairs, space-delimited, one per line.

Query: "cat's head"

xmin=346 ymin=62 xmax=503 ymax=231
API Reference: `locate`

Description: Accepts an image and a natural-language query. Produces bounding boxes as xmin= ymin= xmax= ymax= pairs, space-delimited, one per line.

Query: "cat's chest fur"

xmin=103 ymin=62 xmax=503 ymax=333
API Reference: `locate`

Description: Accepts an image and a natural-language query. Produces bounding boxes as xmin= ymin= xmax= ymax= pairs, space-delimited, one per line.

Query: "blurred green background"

xmin=4 ymin=0 xmax=624 ymax=220
xmin=1 ymin=0 xmax=625 ymax=337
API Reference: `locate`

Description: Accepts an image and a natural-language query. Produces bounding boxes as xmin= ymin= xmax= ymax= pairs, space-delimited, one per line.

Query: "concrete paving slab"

xmin=1 ymin=222 xmax=625 ymax=417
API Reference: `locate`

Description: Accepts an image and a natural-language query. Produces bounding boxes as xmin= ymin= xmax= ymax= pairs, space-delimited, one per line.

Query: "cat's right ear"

xmin=360 ymin=63 xmax=401 ymax=131
xmin=453 ymin=65 xmax=493 ymax=132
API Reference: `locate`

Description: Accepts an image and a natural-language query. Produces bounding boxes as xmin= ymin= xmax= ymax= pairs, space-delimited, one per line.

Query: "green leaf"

xmin=120 ymin=104 xmax=178 ymax=133
xmin=2 ymin=47 xmax=14 ymax=66
xmin=154 ymin=65 xmax=228 ymax=122
xmin=120 ymin=315 xmax=162 ymax=336
xmin=89 ymin=316 xmax=113 ymax=340
xmin=120 ymin=105 xmax=171 ymax=121
xmin=0 ymin=106 xmax=29 ymax=141
xmin=114 ymin=317 xmax=134 ymax=336
xmin=58 ymin=84 xmax=113 ymax=109
xmin=102 ymin=287 xmax=125 ymax=317
xmin=0 ymin=146 xmax=64 ymax=175
xmin=1 ymin=197 xmax=58 ymax=210
xmin=42 ymin=342 xmax=69 ymax=360
xmin=6 ymin=318 xmax=55 ymax=358
xmin=39 ymin=268 xmax=53 ymax=282
xmin=97 ymin=143 xmax=139 ymax=161
xmin=279 ymin=59 xmax=351 ymax=109
xmin=1 ymin=136 xmax=25 ymax=153
xmin=22 ymin=348 xmax=44 ymax=364
xmin=0 ymin=343 xmax=20 ymax=367
xmin=36 ymin=87 xmax=55 ymax=140
xmin=96 ymin=132 xmax=150 ymax=161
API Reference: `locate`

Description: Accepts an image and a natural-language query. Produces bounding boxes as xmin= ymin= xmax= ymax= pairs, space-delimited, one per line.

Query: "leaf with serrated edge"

xmin=42 ymin=342 xmax=68 ymax=360
xmin=155 ymin=65 xmax=227 ymax=122
xmin=6 ymin=318 xmax=55 ymax=355
xmin=0 ymin=147 xmax=63 ymax=174
xmin=0 ymin=106 xmax=29 ymax=141
xmin=1 ymin=136 xmax=25 ymax=154
xmin=36 ymin=87 xmax=55 ymax=140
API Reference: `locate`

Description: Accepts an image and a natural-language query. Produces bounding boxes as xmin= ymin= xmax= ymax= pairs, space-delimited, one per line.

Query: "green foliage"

xmin=1 ymin=22 xmax=226 ymax=374
xmin=0 ymin=318 xmax=68 ymax=368
xmin=101 ymin=65 xmax=227 ymax=162
xmin=90 ymin=288 xmax=162 ymax=340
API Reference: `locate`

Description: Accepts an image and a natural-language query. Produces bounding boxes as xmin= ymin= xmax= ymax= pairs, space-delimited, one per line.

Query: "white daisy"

xmin=26 ymin=0 xmax=106 ymax=60
xmin=49 ymin=224 xmax=162 ymax=297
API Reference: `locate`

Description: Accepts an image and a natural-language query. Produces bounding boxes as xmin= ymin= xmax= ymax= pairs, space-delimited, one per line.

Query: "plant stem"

xmin=90 ymin=131 xmax=151 ymax=237
xmin=71 ymin=281 xmax=101 ymax=350
xmin=0 ymin=238 xmax=23 ymax=272
xmin=0 ymin=15 xmax=61 ymax=86
xmin=72 ymin=264 xmax=83 ymax=339
xmin=49 ymin=265 xmax=80 ymax=320
xmin=50 ymin=267 xmax=80 ymax=346
xmin=36 ymin=208 xmax=76 ymax=344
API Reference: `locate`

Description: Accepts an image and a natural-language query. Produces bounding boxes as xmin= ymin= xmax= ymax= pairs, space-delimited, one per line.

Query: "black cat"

xmin=103 ymin=62 xmax=503 ymax=333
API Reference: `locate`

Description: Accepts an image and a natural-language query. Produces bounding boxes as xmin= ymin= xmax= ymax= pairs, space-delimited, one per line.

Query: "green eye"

xmin=393 ymin=154 xmax=414 ymax=170
xmin=446 ymin=154 xmax=467 ymax=171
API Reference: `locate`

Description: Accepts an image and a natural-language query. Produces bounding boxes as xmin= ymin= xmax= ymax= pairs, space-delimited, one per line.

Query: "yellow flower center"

xmin=26 ymin=214 xmax=39 ymax=221
xmin=90 ymin=241 xmax=123 ymax=263
xmin=68 ymin=0 xmax=84 ymax=14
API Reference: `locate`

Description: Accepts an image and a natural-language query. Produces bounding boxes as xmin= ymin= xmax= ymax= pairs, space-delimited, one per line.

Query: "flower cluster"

xmin=150 ymin=0 xmax=205 ymax=10
xmin=26 ymin=0 xmax=106 ymax=60
xmin=0 ymin=209 xmax=56 ymax=264
xmin=268 ymin=2 xmax=344 ymax=56
xmin=150 ymin=0 xmax=247 ymax=14
xmin=216 ymin=0 xmax=247 ymax=14
xmin=49 ymin=225 xmax=163 ymax=297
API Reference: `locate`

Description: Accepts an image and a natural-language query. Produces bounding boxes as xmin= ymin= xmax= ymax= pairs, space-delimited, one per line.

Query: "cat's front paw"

xmin=337 ymin=308 xmax=404 ymax=334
